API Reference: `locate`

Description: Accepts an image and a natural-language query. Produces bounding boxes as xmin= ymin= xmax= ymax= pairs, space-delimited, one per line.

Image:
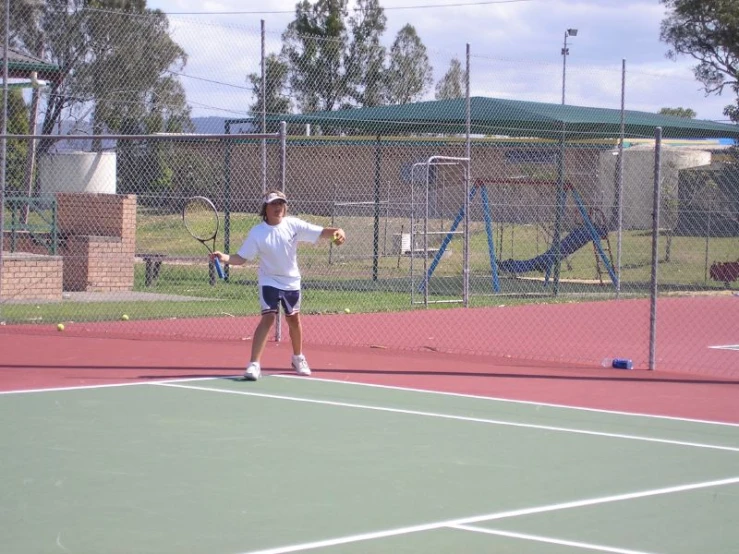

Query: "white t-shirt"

xmin=237 ymin=216 xmax=323 ymax=290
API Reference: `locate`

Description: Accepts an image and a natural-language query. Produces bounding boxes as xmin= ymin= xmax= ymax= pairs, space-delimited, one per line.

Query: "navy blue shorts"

xmin=259 ymin=286 xmax=301 ymax=315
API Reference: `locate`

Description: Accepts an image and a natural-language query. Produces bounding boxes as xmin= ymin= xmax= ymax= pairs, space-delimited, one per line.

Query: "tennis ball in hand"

xmin=121 ymin=314 xmax=129 ymax=321
xmin=332 ymin=232 xmax=342 ymax=245
xmin=57 ymin=323 xmax=65 ymax=331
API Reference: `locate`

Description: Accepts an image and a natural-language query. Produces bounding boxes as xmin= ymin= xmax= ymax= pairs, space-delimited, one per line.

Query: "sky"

xmin=144 ymin=0 xmax=734 ymax=123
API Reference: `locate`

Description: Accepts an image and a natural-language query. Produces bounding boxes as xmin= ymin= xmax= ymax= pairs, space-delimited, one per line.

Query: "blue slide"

xmin=498 ymin=226 xmax=598 ymax=274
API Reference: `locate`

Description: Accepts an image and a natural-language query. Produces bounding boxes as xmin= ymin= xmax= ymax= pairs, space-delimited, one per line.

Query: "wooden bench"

xmin=138 ymin=254 xmax=217 ymax=286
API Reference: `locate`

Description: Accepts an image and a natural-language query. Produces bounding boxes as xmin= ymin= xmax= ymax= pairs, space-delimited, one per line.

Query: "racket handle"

xmin=213 ymin=257 xmax=225 ymax=279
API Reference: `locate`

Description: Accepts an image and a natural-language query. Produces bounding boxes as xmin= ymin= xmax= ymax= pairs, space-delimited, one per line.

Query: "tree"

xmin=385 ymin=24 xmax=433 ymax=105
xmin=248 ymin=53 xmax=291 ymax=131
xmin=435 ymin=57 xmax=466 ymax=100
xmin=281 ymin=0 xmax=388 ymax=114
xmin=7 ymin=0 xmax=191 ymax=154
xmin=281 ymin=0 xmax=351 ymax=113
xmin=660 ymin=0 xmax=739 ymax=123
xmin=659 ymin=107 xmax=697 ymax=118
xmin=345 ymin=0 xmax=387 ymax=107
xmin=724 ymin=103 xmax=739 ymax=124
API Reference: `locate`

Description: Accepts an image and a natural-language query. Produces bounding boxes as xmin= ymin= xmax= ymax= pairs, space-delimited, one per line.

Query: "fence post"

xmin=649 ymin=127 xmax=662 ymax=371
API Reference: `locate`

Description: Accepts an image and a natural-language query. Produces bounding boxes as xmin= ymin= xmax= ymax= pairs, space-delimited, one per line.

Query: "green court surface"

xmin=2 ymin=376 xmax=739 ymax=553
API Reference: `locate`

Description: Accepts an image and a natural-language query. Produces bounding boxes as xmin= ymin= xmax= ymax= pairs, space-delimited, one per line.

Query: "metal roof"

xmin=3 ymin=47 xmax=61 ymax=80
xmin=264 ymin=96 xmax=739 ymax=140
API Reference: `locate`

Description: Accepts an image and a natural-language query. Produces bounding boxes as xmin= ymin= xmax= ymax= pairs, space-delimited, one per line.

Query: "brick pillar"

xmin=57 ymin=193 xmax=137 ymax=292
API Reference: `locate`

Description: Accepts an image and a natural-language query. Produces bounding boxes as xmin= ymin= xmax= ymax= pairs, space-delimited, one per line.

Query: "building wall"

xmin=223 ymin=139 xmax=603 ymax=226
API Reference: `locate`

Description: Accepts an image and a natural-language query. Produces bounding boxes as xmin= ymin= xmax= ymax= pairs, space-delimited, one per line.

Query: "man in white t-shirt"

xmin=212 ymin=190 xmax=345 ymax=381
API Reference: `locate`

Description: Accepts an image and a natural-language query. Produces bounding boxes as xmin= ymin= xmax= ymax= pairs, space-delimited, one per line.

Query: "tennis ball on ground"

xmin=344 ymin=308 xmax=351 ymax=314
xmin=121 ymin=314 xmax=129 ymax=321
xmin=57 ymin=323 xmax=65 ymax=331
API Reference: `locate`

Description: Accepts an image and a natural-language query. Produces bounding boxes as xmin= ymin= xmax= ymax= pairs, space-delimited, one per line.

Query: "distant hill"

xmin=36 ymin=117 xmax=257 ymax=151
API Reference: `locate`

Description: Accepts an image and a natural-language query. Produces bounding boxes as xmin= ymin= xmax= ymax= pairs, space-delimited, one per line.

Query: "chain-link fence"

xmin=1 ymin=5 xmax=737 ymax=374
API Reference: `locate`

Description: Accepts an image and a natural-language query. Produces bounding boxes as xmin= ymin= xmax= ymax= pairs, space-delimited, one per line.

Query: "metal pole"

xmin=424 ymin=160 xmax=429 ymax=307
xmin=616 ymin=59 xmax=625 ymax=297
xmin=372 ymin=135 xmax=381 ymax=281
xmin=464 ymin=43 xmax=471 ymax=307
xmin=561 ymin=32 xmax=567 ymax=105
xmin=0 ymin=0 xmax=10 ymax=309
xmin=553 ymin=129 xmax=565 ymax=295
xmin=410 ymin=166 xmax=415 ymax=306
xmin=279 ymin=121 xmax=286 ymax=191
xmin=562 ymin=31 xmax=567 ymax=106
xmin=261 ymin=20 xmax=267 ymax=194
xmin=649 ymin=127 xmax=662 ymax=371
xmin=554 ymin=29 xmax=575 ymax=294
xmin=275 ymin=120 xmax=287 ymax=343
xmin=560 ymin=29 xmax=577 ymax=105
xmin=223 ymin=122 xmax=232 ymax=281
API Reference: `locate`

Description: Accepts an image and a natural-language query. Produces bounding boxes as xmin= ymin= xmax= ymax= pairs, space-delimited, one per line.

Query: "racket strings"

xmin=183 ymin=198 xmax=219 ymax=241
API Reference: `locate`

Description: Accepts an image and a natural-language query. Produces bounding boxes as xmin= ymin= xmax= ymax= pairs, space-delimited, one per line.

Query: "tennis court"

xmin=2 ymin=334 xmax=739 ymax=554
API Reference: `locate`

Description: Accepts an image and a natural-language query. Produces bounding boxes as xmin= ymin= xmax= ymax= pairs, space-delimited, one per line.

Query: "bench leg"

xmin=145 ymin=260 xmax=163 ymax=287
xmin=145 ymin=260 xmax=155 ymax=287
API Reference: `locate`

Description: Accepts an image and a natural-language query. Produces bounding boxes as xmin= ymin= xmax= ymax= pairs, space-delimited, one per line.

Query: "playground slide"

xmin=498 ymin=226 xmax=597 ymax=274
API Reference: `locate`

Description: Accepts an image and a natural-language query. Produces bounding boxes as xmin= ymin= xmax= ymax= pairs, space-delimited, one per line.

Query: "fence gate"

xmin=409 ymin=156 xmax=472 ymax=306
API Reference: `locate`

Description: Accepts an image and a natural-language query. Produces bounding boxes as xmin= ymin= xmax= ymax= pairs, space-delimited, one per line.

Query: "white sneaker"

xmin=244 ymin=362 xmax=261 ymax=381
xmin=291 ymin=355 xmax=311 ymax=376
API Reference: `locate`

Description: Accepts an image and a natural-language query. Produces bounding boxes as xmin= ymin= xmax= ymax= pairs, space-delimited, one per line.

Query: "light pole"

xmin=561 ymin=28 xmax=578 ymax=105
xmin=553 ymin=28 xmax=577 ymax=295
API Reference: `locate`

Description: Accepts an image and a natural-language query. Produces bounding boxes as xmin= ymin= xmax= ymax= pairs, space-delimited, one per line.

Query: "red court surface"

xmin=2 ymin=296 xmax=736 ymax=376
xmin=2 ymin=331 xmax=738 ymax=424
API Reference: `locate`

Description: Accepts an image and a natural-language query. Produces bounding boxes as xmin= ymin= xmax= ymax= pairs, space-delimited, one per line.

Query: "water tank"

xmin=39 ymin=151 xmax=116 ymax=195
xmin=598 ymin=145 xmax=712 ymax=229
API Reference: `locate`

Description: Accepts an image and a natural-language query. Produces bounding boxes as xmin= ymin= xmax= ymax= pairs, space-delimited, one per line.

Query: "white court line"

xmin=452 ymin=525 xmax=656 ymax=554
xmin=5 ymin=371 xmax=738 ymax=428
xmin=236 ymin=476 xmax=739 ymax=554
xmin=157 ymin=382 xmax=739 ymax=452
xmin=709 ymin=344 xmax=739 ymax=351
xmin=0 ymin=375 xmax=235 ymax=395
xmin=276 ymin=375 xmax=739 ymax=428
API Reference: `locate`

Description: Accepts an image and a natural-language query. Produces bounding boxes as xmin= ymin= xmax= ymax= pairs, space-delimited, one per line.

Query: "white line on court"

xmin=5 ymin=372 xmax=738 ymax=428
xmin=276 ymin=374 xmax=739 ymax=428
xmin=235 ymin=476 xmax=739 ymax=554
xmin=451 ymin=525 xmax=656 ymax=554
xmin=0 ymin=375 xmax=234 ymax=395
xmin=709 ymin=344 xmax=739 ymax=351
xmin=156 ymin=382 xmax=739 ymax=452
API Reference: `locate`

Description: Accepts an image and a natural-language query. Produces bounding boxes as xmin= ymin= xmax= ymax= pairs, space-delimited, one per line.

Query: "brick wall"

xmin=221 ymin=140 xmax=602 ymax=220
xmin=2 ymin=193 xmax=137 ymax=296
xmin=0 ymin=253 xmax=63 ymax=301
xmin=57 ymin=193 xmax=137 ymax=292
xmin=57 ymin=193 xmax=136 ymax=241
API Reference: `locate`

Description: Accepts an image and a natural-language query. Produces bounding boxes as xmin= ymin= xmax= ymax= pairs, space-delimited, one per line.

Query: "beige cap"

xmin=264 ymin=191 xmax=287 ymax=204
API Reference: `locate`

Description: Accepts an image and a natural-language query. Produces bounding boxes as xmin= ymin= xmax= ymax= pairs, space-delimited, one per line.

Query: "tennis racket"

xmin=182 ymin=196 xmax=225 ymax=280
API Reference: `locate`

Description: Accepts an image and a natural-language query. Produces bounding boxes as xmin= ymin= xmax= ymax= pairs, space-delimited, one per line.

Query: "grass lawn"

xmin=0 ymin=208 xmax=735 ymax=325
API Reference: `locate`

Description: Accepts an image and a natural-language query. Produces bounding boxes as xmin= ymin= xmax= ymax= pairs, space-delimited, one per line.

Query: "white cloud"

xmin=145 ymin=0 xmax=733 ymax=121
